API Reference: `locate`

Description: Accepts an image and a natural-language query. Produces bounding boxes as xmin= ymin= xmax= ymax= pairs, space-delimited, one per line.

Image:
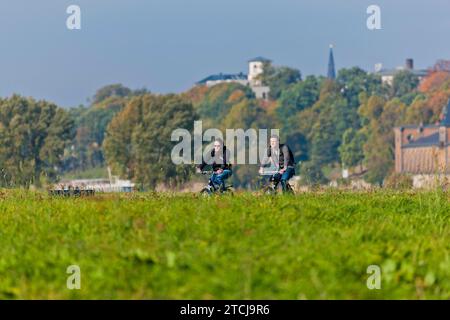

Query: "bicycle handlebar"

xmin=260 ymin=171 xmax=280 ymax=176
xmin=200 ymin=170 xmax=280 ymax=176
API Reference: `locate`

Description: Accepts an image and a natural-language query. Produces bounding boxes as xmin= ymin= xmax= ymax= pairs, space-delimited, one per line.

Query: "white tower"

xmin=248 ymin=57 xmax=271 ymax=86
xmin=247 ymin=57 xmax=271 ymax=100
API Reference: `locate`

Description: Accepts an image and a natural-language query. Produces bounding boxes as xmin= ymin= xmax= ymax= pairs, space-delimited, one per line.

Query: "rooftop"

xmin=248 ymin=56 xmax=272 ymax=63
xmin=404 ymin=132 xmax=440 ymax=148
xmin=197 ymin=72 xmax=247 ymax=85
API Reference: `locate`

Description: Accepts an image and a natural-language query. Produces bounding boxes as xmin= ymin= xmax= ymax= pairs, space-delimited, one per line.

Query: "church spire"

xmin=327 ymin=44 xmax=336 ymax=80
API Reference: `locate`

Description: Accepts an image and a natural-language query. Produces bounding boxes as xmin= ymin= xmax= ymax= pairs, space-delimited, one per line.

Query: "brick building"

xmin=394 ymin=100 xmax=450 ymax=175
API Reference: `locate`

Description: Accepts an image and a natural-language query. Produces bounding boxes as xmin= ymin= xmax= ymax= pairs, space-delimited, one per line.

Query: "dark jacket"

xmin=262 ymin=144 xmax=295 ymax=169
xmin=199 ymin=146 xmax=232 ymax=172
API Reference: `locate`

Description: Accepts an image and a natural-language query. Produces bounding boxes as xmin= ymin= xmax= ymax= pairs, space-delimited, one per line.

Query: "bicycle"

xmin=199 ymin=170 xmax=234 ymax=197
xmin=260 ymin=170 xmax=295 ymax=195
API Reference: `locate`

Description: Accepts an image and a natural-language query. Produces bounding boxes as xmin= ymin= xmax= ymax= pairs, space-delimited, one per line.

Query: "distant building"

xmin=196 ymin=72 xmax=248 ymax=87
xmin=247 ymin=57 xmax=271 ymax=100
xmin=247 ymin=56 xmax=270 ymax=86
xmin=196 ymin=57 xmax=271 ymax=100
xmin=394 ymin=99 xmax=450 ymax=176
xmin=58 ymin=168 xmax=134 ymax=193
xmin=375 ymin=58 xmax=428 ymax=86
xmin=58 ymin=178 xmax=135 ymax=193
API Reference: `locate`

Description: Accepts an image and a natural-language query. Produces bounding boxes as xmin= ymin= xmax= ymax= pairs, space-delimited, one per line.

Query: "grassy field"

xmin=0 ymin=189 xmax=449 ymax=299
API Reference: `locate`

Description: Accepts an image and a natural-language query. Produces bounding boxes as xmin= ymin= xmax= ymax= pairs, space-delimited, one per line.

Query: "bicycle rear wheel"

xmin=261 ymin=185 xmax=277 ymax=195
xmin=200 ymin=187 xmax=213 ymax=197
xmin=285 ymin=183 xmax=295 ymax=195
xmin=224 ymin=186 xmax=234 ymax=196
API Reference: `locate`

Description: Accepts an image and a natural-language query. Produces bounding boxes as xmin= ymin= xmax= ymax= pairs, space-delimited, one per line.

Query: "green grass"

xmin=0 ymin=189 xmax=449 ymax=299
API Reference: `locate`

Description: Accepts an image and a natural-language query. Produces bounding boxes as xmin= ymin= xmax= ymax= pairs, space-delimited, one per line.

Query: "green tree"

xmin=223 ymin=98 xmax=273 ymax=130
xmin=338 ymin=128 xmax=366 ymax=169
xmin=65 ymin=95 xmax=129 ymax=171
xmin=391 ymin=70 xmax=420 ymax=98
xmin=336 ymin=67 xmax=385 ymax=108
xmin=194 ymin=83 xmax=254 ymax=125
xmin=286 ymin=79 xmax=364 ymax=184
xmin=277 ymin=75 xmax=321 ymax=131
xmin=0 ymin=95 xmax=74 ymax=187
xmin=306 ymin=81 xmax=358 ymax=166
xmin=261 ymin=64 xmax=302 ymax=100
xmin=358 ymin=96 xmax=407 ymax=185
xmin=104 ymin=94 xmax=197 ymax=189
xmin=91 ymin=83 xmax=133 ymax=105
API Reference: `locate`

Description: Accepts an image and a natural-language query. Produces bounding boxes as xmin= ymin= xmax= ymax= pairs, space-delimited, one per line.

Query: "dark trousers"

xmin=211 ymin=169 xmax=232 ymax=190
xmin=272 ymin=167 xmax=295 ymax=192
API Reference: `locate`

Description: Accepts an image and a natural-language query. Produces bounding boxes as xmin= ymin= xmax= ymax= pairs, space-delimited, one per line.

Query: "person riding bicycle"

xmin=197 ymin=138 xmax=232 ymax=192
xmin=259 ymin=135 xmax=295 ymax=193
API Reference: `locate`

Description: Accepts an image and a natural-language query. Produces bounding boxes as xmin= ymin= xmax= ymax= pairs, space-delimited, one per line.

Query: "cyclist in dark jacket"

xmin=197 ymin=138 xmax=232 ymax=191
xmin=259 ymin=135 xmax=295 ymax=192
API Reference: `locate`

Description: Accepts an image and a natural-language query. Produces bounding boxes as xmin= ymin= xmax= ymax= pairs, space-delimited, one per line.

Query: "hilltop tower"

xmin=247 ymin=57 xmax=271 ymax=100
xmin=248 ymin=56 xmax=271 ymax=86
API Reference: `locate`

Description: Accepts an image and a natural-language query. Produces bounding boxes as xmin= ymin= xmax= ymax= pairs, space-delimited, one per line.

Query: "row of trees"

xmin=1 ymin=61 xmax=449 ymax=189
xmin=63 ymin=84 xmax=149 ymax=172
xmin=0 ymin=87 xmax=198 ymax=189
xmin=184 ymin=61 xmax=450 ymax=186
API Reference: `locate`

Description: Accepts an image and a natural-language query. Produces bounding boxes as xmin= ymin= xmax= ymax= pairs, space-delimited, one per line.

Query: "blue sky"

xmin=0 ymin=0 xmax=449 ymax=107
